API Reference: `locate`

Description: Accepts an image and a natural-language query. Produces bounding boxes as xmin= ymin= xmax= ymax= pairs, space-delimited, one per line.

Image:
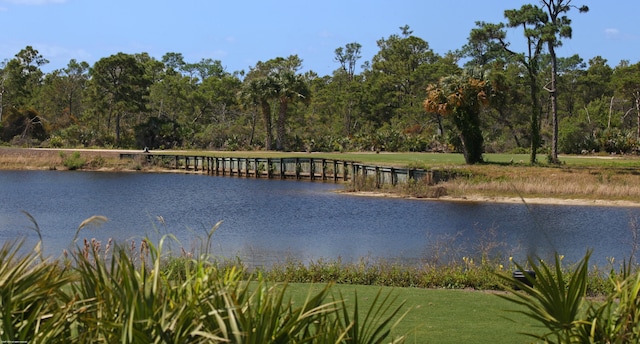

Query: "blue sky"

xmin=1 ymin=0 xmax=638 ymax=76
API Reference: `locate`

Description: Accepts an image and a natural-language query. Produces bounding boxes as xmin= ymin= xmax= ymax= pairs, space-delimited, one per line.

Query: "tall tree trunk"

xmin=636 ymin=92 xmax=640 ymax=139
xmin=548 ymin=43 xmax=560 ymax=163
xmin=528 ymin=66 xmax=541 ymax=164
xmin=249 ymin=107 xmax=257 ymax=146
xmin=345 ymin=100 xmax=353 ymax=136
xmin=276 ymin=98 xmax=288 ymax=151
xmin=454 ymin=109 xmax=484 ymax=164
xmin=115 ymin=112 xmax=121 ymax=145
xmin=260 ymin=100 xmax=272 ymax=150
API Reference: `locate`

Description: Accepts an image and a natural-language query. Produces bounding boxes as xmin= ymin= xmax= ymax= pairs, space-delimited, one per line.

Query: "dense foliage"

xmin=1 ymin=3 xmax=638 ymax=162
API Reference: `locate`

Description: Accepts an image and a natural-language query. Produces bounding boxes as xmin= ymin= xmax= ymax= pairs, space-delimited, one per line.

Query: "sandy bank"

xmin=341 ymin=191 xmax=640 ymax=208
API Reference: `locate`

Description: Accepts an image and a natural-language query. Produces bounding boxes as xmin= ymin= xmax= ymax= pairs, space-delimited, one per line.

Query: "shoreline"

xmin=3 ymin=147 xmax=640 ymax=208
xmin=341 ymin=190 xmax=640 ymax=208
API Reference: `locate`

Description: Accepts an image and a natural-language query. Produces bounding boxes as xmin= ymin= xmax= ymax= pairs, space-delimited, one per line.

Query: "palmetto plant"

xmin=332 ymin=289 xmax=408 ymax=344
xmin=497 ymin=251 xmax=591 ymax=343
xmin=584 ymin=260 xmax=640 ymax=343
xmin=499 ymin=251 xmax=640 ymax=343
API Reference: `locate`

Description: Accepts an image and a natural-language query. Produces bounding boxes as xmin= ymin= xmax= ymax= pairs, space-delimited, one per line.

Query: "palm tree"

xmin=424 ymin=71 xmax=493 ymax=164
xmin=241 ymin=78 xmax=275 ymax=150
xmin=271 ymin=70 xmax=310 ymax=151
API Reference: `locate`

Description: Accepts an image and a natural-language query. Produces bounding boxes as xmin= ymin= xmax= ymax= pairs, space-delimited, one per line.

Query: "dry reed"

xmin=0 ymin=148 xmax=132 ymax=171
xmin=443 ymin=165 xmax=640 ymax=201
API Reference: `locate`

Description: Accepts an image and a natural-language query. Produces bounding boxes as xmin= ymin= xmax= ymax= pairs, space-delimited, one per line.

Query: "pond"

xmin=0 ymin=170 xmax=637 ymax=267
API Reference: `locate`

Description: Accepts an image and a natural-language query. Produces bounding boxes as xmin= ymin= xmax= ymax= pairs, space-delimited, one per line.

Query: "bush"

xmin=60 ymin=151 xmax=86 ymax=170
xmin=558 ymin=116 xmax=599 ymax=154
xmin=47 ymin=135 xmax=66 ymax=148
xmin=597 ymin=128 xmax=639 ymax=154
xmin=134 ymin=116 xmax=183 ymax=149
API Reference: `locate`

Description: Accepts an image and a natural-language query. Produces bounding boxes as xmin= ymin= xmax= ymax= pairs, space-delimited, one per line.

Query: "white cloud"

xmin=604 ymin=28 xmax=640 ymax=41
xmin=605 ymin=28 xmax=620 ymax=39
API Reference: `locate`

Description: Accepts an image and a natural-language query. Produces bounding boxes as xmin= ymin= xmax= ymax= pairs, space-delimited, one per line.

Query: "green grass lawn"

xmin=158 ymin=150 xmax=640 ymax=169
xmin=282 ymin=283 xmax=543 ymax=344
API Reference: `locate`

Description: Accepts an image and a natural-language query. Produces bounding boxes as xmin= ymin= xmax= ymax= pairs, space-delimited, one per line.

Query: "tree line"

xmin=1 ymin=1 xmax=639 ymax=164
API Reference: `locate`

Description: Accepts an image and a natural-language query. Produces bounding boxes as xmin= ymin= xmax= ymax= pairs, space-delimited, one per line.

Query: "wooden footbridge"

xmin=119 ymin=153 xmax=449 ymax=187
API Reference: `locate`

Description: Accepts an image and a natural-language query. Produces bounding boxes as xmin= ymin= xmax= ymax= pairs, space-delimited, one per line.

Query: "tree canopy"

xmin=1 ymin=16 xmax=638 ymax=163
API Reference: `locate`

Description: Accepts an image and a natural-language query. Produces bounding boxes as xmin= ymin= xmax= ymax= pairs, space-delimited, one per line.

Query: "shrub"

xmin=597 ymin=128 xmax=639 ymax=154
xmin=497 ymin=252 xmax=591 ymax=343
xmin=59 ymin=151 xmax=86 ymax=170
xmin=47 ymin=135 xmax=66 ymax=148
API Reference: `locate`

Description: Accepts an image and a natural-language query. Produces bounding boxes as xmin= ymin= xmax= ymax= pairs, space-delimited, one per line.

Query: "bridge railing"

xmin=120 ymin=153 xmax=450 ymax=186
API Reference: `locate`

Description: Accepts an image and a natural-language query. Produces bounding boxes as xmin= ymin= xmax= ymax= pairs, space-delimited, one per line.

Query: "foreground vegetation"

xmin=2 ymin=236 xmax=413 ymax=343
xmin=3 ymin=233 xmax=640 ymax=343
xmin=3 ymin=213 xmax=640 ymax=343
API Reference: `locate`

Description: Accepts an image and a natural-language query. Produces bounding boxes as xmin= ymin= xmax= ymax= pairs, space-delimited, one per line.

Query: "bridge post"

xmin=254 ymin=158 xmax=259 ymax=178
xmin=310 ymin=158 xmax=315 ymax=181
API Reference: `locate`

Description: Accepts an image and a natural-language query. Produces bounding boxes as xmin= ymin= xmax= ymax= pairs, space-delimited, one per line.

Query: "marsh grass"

xmin=0 ymin=148 xmax=64 ymax=169
xmin=60 ymin=151 xmax=86 ymax=170
xmin=339 ymin=159 xmax=640 ymax=203
xmin=0 ymin=148 xmax=126 ymax=171
xmin=251 ymin=218 xmax=623 ymax=298
xmin=440 ymin=165 xmax=640 ymax=201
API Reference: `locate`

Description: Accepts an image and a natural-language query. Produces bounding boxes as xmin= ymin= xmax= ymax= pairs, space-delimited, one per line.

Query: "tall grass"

xmin=0 ymin=240 xmax=73 ymax=342
xmin=441 ymin=165 xmax=640 ymax=201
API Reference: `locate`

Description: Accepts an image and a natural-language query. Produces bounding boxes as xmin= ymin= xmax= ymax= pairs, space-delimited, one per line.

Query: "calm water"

xmin=0 ymin=170 xmax=638 ymax=267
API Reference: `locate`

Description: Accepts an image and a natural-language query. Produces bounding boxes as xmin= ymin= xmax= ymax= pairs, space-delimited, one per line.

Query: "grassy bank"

xmin=0 ymin=147 xmax=128 ymax=170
